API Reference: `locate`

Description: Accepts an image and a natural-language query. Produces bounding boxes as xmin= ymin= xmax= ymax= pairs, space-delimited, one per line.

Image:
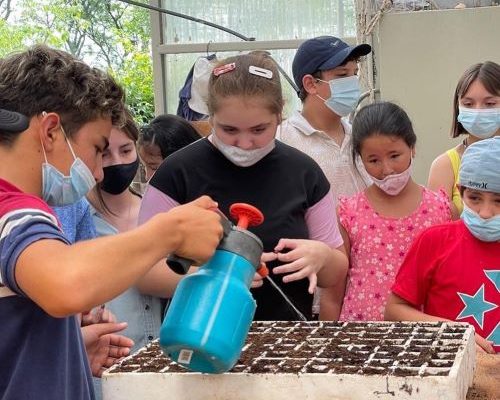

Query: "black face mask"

xmin=100 ymin=158 xmax=139 ymax=195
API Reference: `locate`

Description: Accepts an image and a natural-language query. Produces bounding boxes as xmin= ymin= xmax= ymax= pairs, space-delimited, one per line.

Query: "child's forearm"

xmin=319 ymin=301 xmax=342 ymax=321
xmin=317 ymin=245 xmax=348 ymax=288
xmin=384 ymin=293 xmax=449 ymax=322
xmin=319 ymin=282 xmax=346 ymax=320
xmin=385 ymin=295 xmax=497 ymax=353
xmin=16 ymin=198 xmax=222 ymax=317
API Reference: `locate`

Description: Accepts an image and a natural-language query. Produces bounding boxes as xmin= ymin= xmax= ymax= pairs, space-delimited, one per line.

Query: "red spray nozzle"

xmin=229 ymin=203 xmax=264 ymax=229
xmin=257 ymin=263 xmax=269 ymax=277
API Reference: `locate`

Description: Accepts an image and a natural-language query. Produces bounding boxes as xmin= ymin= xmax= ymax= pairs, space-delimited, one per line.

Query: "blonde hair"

xmin=207 ymin=52 xmax=284 ymax=117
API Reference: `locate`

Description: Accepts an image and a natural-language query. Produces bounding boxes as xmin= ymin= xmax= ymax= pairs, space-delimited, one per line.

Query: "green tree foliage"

xmin=0 ymin=19 xmax=28 ymax=53
xmin=0 ymin=0 xmax=154 ymax=124
xmin=2 ymin=0 xmax=357 ymax=121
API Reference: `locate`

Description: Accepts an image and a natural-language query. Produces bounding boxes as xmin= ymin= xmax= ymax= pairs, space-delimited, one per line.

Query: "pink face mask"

xmin=370 ymin=160 xmax=413 ymax=196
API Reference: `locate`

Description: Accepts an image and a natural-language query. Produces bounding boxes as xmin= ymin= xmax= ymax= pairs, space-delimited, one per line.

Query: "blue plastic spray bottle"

xmin=160 ymin=203 xmax=265 ymax=374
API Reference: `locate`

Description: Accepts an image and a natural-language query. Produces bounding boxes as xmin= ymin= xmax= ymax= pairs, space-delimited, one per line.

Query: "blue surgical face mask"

xmin=317 ymin=75 xmax=361 ymax=117
xmin=461 ymin=204 xmax=500 ymax=242
xmin=41 ymin=126 xmax=96 ymax=206
xmin=457 ymin=107 xmax=500 ymax=139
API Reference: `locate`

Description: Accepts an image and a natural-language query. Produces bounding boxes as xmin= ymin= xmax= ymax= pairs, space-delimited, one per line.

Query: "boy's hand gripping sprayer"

xmin=160 ymin=203 xmax=264 ymax=373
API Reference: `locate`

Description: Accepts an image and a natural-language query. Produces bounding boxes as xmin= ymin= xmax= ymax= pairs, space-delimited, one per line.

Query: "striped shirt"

xmin=0 ymin=178 xmax=94 ymax=400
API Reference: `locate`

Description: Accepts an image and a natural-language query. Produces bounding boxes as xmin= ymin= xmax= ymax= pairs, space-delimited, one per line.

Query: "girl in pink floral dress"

xmin=321 ymin=102 xmax=451 ymax=321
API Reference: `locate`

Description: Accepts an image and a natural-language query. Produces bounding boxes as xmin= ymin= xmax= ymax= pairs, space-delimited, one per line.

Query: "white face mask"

xmin=370 ymin=159 xmax=413 ymax=196
xmin=210 ymin=132 xmax=275 ymax=167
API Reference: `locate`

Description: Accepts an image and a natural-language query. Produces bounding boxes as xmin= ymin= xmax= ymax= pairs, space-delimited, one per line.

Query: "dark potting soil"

xmin=109 ymin=321 xmax=469 ymax=378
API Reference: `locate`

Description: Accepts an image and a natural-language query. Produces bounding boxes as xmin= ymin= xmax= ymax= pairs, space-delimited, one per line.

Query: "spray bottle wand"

xmin=256 ymin=263 xmax=309 ymax=322
xmin=228 ymin=204 xmax=310 ymax=323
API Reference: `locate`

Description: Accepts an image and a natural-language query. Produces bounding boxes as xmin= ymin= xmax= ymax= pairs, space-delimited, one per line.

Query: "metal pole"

xmin=114 ymin=0 xmax=299 ymax=92
xmin=338 ymin=0 xmax=345 ymax=37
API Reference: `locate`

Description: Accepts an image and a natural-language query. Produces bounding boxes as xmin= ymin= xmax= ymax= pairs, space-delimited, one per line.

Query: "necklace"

xmin=462 ymin=137 xmax=469 ymax=149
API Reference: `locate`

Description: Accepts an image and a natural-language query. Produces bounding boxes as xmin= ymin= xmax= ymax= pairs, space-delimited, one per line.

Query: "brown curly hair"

xmin=0 ymin=44 xmax=125 ymax=144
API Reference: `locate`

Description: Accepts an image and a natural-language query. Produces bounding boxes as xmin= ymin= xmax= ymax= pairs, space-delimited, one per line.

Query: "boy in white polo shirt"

xmin=279 ymin=36 xmax=372 ymax=200
xmin=278 ymin=36 xmax=372 ymax=319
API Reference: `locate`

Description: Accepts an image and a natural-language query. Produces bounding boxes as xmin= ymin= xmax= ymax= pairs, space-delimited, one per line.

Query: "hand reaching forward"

xmin=272 ymin=239 xmax=332 ymax=294
xmin=81 ymin=306 xmax=117 ymax=326
xmin=81 ymin=322 xmax=134 ymax=377
xmin=475 ymin=333 xmax=496 ymax=354
xmin=250 ymin=252 xmax=278 ymax=288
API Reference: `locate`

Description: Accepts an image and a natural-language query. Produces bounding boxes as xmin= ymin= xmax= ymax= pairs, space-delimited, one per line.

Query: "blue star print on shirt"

xmin=485 ymin=270 xmax=500 ymax=292
xmin=457 ymin=284 xmax=498 ymax=329
xmin=487 ymin=322 xmax=499 ymax=345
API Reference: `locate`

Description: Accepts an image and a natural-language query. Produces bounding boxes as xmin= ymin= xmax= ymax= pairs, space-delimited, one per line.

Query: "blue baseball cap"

xmin=292 ymin=36 xmax=371 ymax=90
xmin=459 ymin=137 xmax=500 ymax=193
xmin=0 ymin=108 xmax=29 ymax=133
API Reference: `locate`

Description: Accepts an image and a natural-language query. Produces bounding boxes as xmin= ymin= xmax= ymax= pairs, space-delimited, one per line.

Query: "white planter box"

xmin=103 ymin=321 xmax=475 ymax=400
